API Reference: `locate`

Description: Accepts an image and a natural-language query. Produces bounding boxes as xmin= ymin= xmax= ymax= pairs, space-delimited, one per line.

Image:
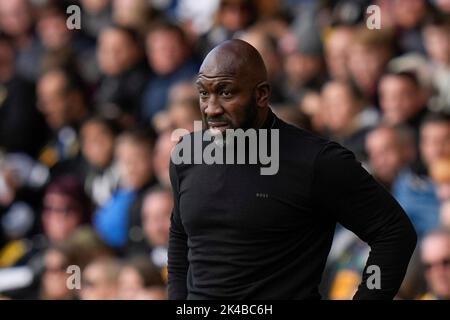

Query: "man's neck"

xmin=255 ymin=107 xmax=272 ymax=129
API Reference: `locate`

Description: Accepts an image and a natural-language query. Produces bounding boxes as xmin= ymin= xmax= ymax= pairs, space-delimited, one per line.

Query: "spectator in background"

xmin=379 ymin=71 xmax=429 ymax=134
xmin=198 ymin=0 xmax=258 ymax=55
xmin=430 ymin=156 xmax=450 ymax=202
xmin=36 ymin=68 xmax=89 ymax=168
xmin=153 ymin=132 xmax=177 ymax=189
xmin=366 ymin=125 xmax=416 ymax=190
xmin=420 ymin=228 xmax=450 ymax=300
xmin=391 ymin=0 xmax=429 ymax=54
xmin=0 ymin=34 xmax=49 ymax=157
xmin=441 ymin=201 xmax=450 ymax=229
xmin=94 ymin=130 xmax=155 ymax=251
xmin=151 ymin=81 xmax=201 ymax=134
xmin=40 ymin=243 xmax=77 ymax=300
xmin=95 ymin=25 xmax=148 ymax=128
xmin=140 ymin=22 xmax=198 ymax=123
xmin=41 ymin=175 xmax=92 ymax=245
xmin=321 ymin=80 xmax=379 ymax=160
xmin=117 ymin=255 xmax=166 ymax=300
xmin=0 ymin=0 xmax=41 ymax=82
xmin=37 ymin=2 xmax=98 ymax=86
xmin=422 ymin=14 xmax=450 ymax=112
xmin=167 ymin=98 xmax=202 ymax=133
xmin=79 ymin=257 xmax=120 ymax=300
xmin=111 ymin=0 xmax=159 ymax=36
xmin=282 ymin=29 xmax=325 ymax=105
xmin=347 ymin=27 xmax=394 ymax=104
xmin=80 ymin=0 xmax=112 ymax=40
xmin=324 ymin=25 xmax=355 ymax=82
xmin=79 ymin=117 xmax=120 ymax=208
xmin=433 ymin=0 xmax=450 ymax=13
xmin=298 ymin=90 xmax=326 ymax=134
xmin=394 ymin=113 xmax=450 ymax=238
xmin=237 ymin=25 xmax=285 ymax=104
xmin=141 ymin=188 xmax=172 ymax=269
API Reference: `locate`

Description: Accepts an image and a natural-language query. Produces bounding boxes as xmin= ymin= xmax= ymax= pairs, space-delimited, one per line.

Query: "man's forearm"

xmin=353 ymin=209 xmax=417 ymax=300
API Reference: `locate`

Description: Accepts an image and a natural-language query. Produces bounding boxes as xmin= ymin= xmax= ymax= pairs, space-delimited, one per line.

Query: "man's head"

xmin=97 ymin=25 xmax=142 ymax=77
xmin=41 ymin=245 xmax=75 ymax=300
xmin=141 ymin=188 xmax=173 ymax=247
xmin=422 ymin=14 xmax=450 ymax=66
xmin=366 ymin=125 xmax=416 ymax=187
xmin=324 ymin=25 xmax=354 ymax=81
xmin=237 ymin=26 xmax=281 ymax=79
xmin=392 ymin=0 xmax=427 ymax=29
xmin=80 ymin=117 xmax=118 ymax=169
xmin=430 ymin=157 xmax=450 ymax=202
xmin=42 ymin=175 xmax=91 ymax=243
xmin=421 ymin=229 xmax=450 ymax=299
xmin=217 ymin=0 xmax=257 ymax=32
xmin=79 ymin=257 xmax=120 ymax=300
xmin=37 ymin=3 xmax=73 ymax=51
xmin=379 ymin=71 xmax=426 ymax=126
xmin=115 ymin=129 xmax=154 ymax=190
xmin=146 ymin=22 xmax=190 ymax=76
xmin=153 ymin=131 xmax=178 ymax=188
xmin=117 ymin=256 xmax=166 ymax=300
xmin=196 ymin=39 xmax=270 ymax=134
xmin=420 ymin=113 xmax=450 ymax=167
xmin=347 ymin=27 xmax=394 ymax=98
xmin=0 ymin=0 xmax=33 ymax=39
xmin=37 ymin=68 xmax=87 ymax=130
xmin=321 ymin=80 xmax=363 ymax=136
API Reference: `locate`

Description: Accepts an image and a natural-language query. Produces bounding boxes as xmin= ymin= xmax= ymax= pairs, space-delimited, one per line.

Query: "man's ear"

xmin=256 ymin=81 xmax=271 ymax=108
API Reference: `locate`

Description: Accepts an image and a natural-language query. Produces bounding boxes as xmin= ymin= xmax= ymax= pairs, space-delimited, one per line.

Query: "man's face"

xmin=348 ymin=44 xmax=387 ymax=94
xmin=393 ymin=0 xmax=426 ymax=29
xmin=146 ymin=30 xmax=186 ymax=76
xmin=423 ymin=26 xmax=450 ymax=66
xmin=422 ymin=235 xmax=450 ymax=299
xmin=42 ymin=250 xmax=70 ymax=299
xmin=37 ymin=72 xmax=69 ymax=130
xmin=142 ymin=193 xmax=172 ymax=247
xmin=437 ymin=182 xmax=450 ymax=202
xmin=420 ymin=122 xmax=450 ymax=166
xmin=380 ymin=76 xmax=423 ymax=125
xmin=366 ymin=129 xmax=404 ymax=185
xmin=37 ymin=14 xmax=71 ymax=50
xmin=196 ymin=75 xmax=258 ymax=134
xmin=116 ymin=142 xmax=153 ymax=190
xmin=81 ymin=122 xmax=115 ymax=169
xmin=42 ymin=192 xmax=82 ymax=242
xmin=98 ymin=29 xmax=137 ymax=76
xmin=0 ymin=0 xmax=32 ymax=37
xmin=325 ymin=28 xmax=353 ymax=81
xmin=321 ymin=83 xmax=358 ymax=134
xmin=80 ymin=263 xmax=117 ymax=300
xmin=219 ymin=0 xmax=253 ymax=32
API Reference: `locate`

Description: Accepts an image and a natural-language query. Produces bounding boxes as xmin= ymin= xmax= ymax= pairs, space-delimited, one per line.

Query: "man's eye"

xmin=220 ymin=91 xmax=232 ymax=97
xmin=199 ymin=91 xmax=209 ymax=98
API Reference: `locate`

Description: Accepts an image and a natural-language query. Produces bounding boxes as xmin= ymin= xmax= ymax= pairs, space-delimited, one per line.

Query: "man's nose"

xmin=205 ymin=96 xmax=224 ymax=116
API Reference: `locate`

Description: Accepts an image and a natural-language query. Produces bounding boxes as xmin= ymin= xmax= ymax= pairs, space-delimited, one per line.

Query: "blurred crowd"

xmin=0 ymin=0 xmax=450 ymax=300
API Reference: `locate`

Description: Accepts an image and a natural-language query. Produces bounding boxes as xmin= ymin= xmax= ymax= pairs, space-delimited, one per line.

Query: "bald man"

xmin=168 ymin=39 xmax=417 ymax=300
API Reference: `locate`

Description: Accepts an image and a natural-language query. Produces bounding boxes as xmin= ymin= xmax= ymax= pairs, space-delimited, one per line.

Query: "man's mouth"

xmin=207 ymin=121 xmax=230 ymax=133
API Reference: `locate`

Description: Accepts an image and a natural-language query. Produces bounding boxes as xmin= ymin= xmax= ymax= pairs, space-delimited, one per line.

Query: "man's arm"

xmin=168 ymin=160 xmax=189 ymax=300
xmin=312 ymin=142 xmax=417 ymax=299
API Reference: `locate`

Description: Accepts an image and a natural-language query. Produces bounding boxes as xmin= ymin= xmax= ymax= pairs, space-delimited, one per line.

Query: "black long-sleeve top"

xmin=168 ymin=109 xmax=417 ymax=300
